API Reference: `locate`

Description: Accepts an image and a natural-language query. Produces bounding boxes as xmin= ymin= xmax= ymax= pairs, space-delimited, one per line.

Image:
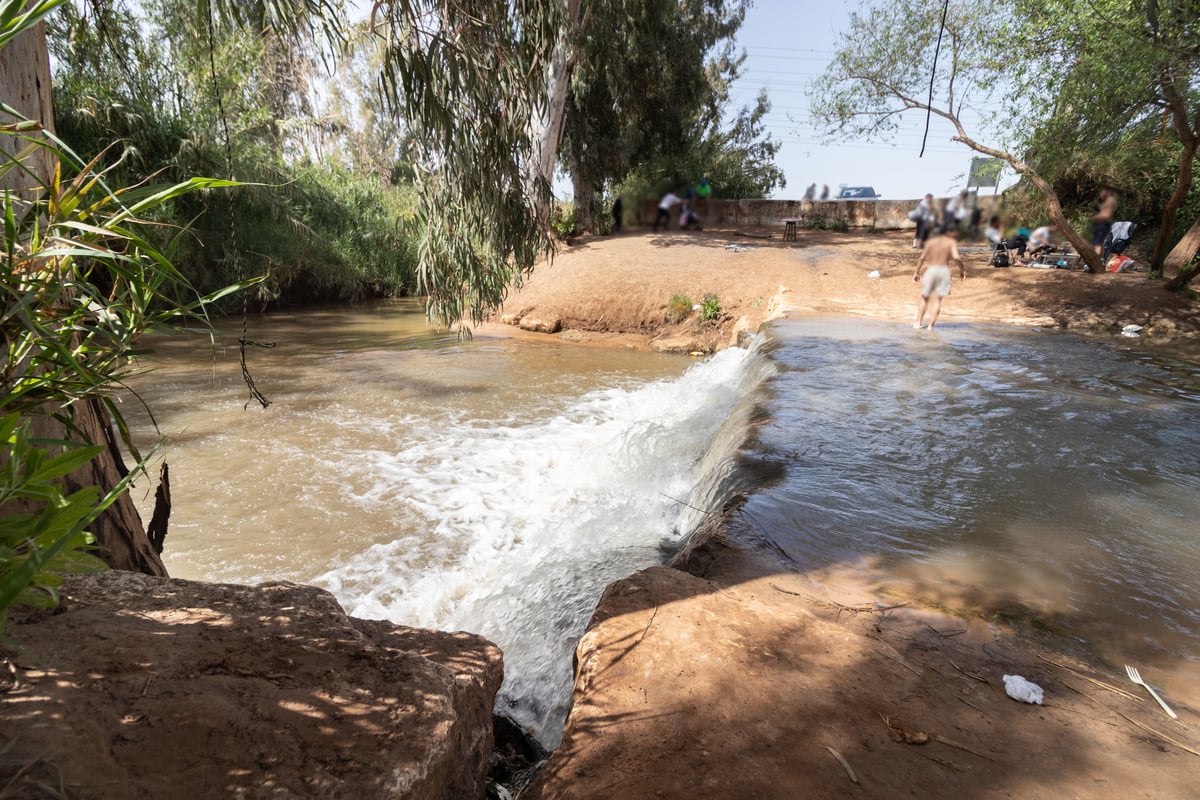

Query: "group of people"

xmin=802 ymin=183 xmax=831 ymax=201
xmin=651 ymin=180 xmax=711 ymax=232
xmin=912 ymin=187 xmax=1122 ymax=329
xmin=909 ymin=190 xmax=978 ymax=249
xmin=984 ymin=220 xmax=1058 ymax=266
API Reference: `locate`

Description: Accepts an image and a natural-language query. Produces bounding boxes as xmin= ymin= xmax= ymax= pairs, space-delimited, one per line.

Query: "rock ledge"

xmin=1 ymin=572 xmax=503 ymax=799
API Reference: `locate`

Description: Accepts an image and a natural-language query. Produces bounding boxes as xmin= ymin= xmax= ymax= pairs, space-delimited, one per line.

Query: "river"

xmin=122 ymin=300 xmax=1200 ymax=747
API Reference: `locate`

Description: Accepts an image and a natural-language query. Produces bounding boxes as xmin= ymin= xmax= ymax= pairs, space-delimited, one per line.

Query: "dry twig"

xmin=1117 ymin=713 xmax=1200 ymax=758
xmin=949 ymin=658 xmax=989 ymax=683
xmin=1036 ymin=655 xmax=1140 ymax=702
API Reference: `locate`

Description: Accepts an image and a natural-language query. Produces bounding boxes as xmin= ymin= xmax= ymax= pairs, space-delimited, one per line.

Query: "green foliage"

xmin=666 ymin=293 xmax=693 ymax=323
xmin=0 ymin=416 xmax=109 ymax=633
xmin=550 ymin=203 xmax=577 ymax=240
xmin=374 ymin=1 xmax=561 ymax=327
xmin=562 ymin=0 xmax=781 ymax=230
xmin=46 ymin=0 xmax=422 ymax=310
xmin=0 ymin=0 xmax=65 ymax=49
xmin=700 ymin=294 xmax=721 ymax=322
xmin=803 ymin=213 xmax=850 ymax=232
xmin=3 ymin=0 xmax=254 ymax=630
xmin=692 ymin=90 xmax=787 ymax=200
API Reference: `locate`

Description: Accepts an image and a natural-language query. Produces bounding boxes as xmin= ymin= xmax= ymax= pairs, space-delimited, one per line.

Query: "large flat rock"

xmin=1 ymin=572 xmax=503 ymax=799
xmin=526 ymin=549 xmax=1199 ymax=799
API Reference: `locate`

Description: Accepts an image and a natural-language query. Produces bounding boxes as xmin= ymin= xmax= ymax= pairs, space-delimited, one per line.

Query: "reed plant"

xmin=1 ymin=0 xmax=253 ymax=633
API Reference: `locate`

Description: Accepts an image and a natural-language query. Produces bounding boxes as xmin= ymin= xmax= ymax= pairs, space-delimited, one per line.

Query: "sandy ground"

xmin=488 ymin=226 xmax=1200 ymax=799
xmin=484 ymin=226 xmax=1199 ymax=350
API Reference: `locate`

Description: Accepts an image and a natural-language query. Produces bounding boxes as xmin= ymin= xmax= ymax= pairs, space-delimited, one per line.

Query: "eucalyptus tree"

xmin=811 ymin=0 xmax=1113 ymax=272
xmin=558 ymin=0 xmax=755 ymax=232
xmin=366 ymin=2 xmax=563 ymax=326
xmin=813 ymin=0 xmax=1200 ymax=282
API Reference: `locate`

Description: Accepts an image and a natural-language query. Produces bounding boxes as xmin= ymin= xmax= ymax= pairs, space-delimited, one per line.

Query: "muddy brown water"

xmin=122 ymin=301 xmax=1200 ymax=745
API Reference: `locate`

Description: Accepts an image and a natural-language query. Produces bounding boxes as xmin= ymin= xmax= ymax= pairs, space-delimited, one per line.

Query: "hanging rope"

xmin=919 ymin=0 xmax=951 ymax=158
xmin=204 ymin=2 xmax=274 ymax=409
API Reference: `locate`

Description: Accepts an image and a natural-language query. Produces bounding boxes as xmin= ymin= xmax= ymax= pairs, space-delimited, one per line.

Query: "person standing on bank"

xmin=913 ymin=226 xmax=965 ymax=330
xmin=653 ymin=190 xmax=680 ymax=232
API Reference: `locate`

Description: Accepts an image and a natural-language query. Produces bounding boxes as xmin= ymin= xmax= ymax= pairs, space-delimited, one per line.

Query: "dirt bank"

xmin=485 ymin=227 xmax=1199 ymax=351
xmin=492 ymin=228 xmax=1200 ymax=799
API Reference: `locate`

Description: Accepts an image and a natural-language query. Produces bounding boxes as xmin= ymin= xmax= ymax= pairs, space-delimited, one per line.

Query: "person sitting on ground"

xmin=1027 ymin=224 xmax=1057 ymax=261
xmin=679 ymin=202 xmax=702 ymax=230
xmin=984 ymin=215 xmax=1003 ymax=245
xmin=653 ymin=190 xmax=681 ymax=232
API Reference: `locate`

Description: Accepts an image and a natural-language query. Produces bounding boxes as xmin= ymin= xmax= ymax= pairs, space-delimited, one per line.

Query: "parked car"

xmin=835 ymin=186 xmax=881 ymax=199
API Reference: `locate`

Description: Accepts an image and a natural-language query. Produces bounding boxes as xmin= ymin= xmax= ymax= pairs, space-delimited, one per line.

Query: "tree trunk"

xmin=0 ymin=19 xmax=54 ymax=193
xmin=1162 ymin=214 xmax=1200 ymax=291
xmin=2 ymin=22 xmax=167 ymax=576
xmin=31 ymin=402 xmax=168 ymax=575
xmin=570 ymin=161 xmax=596 ymax=234
xmin=527 ymin=0 xmax=582 ymax=222
xmin=1150 ymin=69 xmax=1199 ymax=277
xmin=1023 ymin=171 xmax=1103 ymax=273
xmin=1149 ymin=139 xmax=1196 ymax=275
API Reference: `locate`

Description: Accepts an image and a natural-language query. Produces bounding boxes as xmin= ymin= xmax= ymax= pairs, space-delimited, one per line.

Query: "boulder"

xmin=517 ymin=316 xmax=562 ymax=334
xmin=0 ymin=572 xmax=503 ymax=799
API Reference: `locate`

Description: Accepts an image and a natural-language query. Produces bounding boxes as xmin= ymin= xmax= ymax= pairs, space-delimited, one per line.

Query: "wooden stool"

xmin=783 ymin=218 xmax=799 ymax=241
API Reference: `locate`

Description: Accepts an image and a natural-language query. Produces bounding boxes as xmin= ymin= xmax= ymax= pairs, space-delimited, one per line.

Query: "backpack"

xmin=990 ymin=250 xmax=1010 ymax=267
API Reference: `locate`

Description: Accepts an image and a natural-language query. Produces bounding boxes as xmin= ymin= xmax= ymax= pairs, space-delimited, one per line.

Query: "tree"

xmin=368 ymin=1 xmax=567 ymax=327
xmin=811 ymin=0 xmax=1114 ymax=272
xmin=3 ymin=0 xmax=168 ymax=576
xmin=3 ymin=0 xmax=574 ymax=581
xmin=813 ymin=0 xmax=1200 ymax=283
xmin=558 ymin=0 xmax=763 ymax=233
xmin=1014 ymin=0 xmax=1200 ymax=285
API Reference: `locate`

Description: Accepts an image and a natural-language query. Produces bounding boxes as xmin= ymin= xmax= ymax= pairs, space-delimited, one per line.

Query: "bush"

xmin=700 ymin=294 xmax=721 ymax=321
xmin=550 ymin=204 xmax=577 ymax=239
xmin=803 ymin=213 xmax=850 ymax=232
xmin=666 ymin=293 xmax=693 ymax=323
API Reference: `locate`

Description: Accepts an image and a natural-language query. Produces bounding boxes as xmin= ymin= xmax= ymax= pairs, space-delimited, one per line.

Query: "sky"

xmin=717 ymin=0 xmax=1017 ymax=202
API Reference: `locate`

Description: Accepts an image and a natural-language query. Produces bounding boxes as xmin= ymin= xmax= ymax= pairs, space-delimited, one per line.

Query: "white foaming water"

xmin=317 ymin=343 xmax=758 ymax=746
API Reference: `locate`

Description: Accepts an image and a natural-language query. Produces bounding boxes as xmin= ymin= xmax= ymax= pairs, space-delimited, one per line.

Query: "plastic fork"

xmin=1125 ymin=665 xmax=1178 ymax=719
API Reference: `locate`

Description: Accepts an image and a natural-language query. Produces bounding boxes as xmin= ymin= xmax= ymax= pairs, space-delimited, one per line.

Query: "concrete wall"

xmin=636 ymin=195 xmax=999 ymax=232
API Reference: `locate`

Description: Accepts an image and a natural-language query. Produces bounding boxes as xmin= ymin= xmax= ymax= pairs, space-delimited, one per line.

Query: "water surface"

xmin=123 ymin=304 xmax=1200 ymax=744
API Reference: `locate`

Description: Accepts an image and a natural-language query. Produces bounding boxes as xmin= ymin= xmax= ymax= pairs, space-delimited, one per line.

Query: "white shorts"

xmin=921 ymin=265 xmax=952 ymax=297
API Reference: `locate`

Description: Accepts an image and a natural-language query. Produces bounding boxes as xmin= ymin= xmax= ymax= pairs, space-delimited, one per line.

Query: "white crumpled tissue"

xmin=1003 ymin=674 xmax=1044 ymax=705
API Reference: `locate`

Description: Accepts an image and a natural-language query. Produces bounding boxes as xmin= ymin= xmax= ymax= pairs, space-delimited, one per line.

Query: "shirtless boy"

xmin=913 ymin=226 xmax=965 ymax=330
